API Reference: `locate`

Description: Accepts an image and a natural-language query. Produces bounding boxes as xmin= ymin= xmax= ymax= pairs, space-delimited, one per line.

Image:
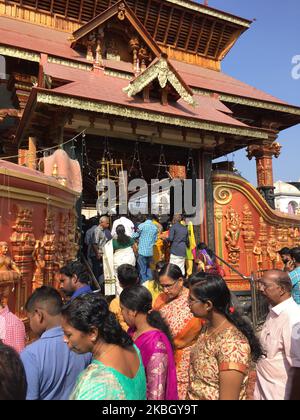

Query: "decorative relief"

xmin=253 ymin=240 xmax=263 ymax=271
xmin=0 ymin=241 xmax=20 ymax=283
xmin=117 ymin=2 xmax=126 ymax=20
xmin=42 ymin=212 xmax=57 ymax=286
xmin=32 ymin=241 xmax=45 ymax=291
xmin=241 ymin=205 xmax=256 ymax=247
xmin=213 ymin=186 xmax=232 ymax=205
xmin=123 ymin=57 xmax=196 ymax=106
xmin=224 ymin=206 xmax=241 ymax=266
xmin=214 ymin=205 xmax=223 ymax=224
xmin=10 ymin=207 xmax=36 ymax=315
xmin=267 ymin=227 xmax=279 ymax=269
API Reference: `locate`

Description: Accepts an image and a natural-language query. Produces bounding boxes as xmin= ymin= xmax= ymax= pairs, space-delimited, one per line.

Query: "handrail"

xmin=211 ymin=251 xmax=250 ymax=281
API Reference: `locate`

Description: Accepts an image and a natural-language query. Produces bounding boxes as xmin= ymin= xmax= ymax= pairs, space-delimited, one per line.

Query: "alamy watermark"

xmin=291 ymin=55 xmax=300 ymax=80
xmin=0 ymin=55 xmax=6 ymax=80
xmin=96 ymin=171 xmax=205 ymax=226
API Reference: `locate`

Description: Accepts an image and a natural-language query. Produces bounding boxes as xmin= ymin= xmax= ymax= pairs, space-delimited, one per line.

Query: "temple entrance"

xmin=78 ymin=134 xmax=200 ymax=228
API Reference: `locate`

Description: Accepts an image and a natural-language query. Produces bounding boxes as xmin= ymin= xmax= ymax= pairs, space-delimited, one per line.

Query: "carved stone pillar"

xmin=247 ymin=142 xmax=281 ymax=209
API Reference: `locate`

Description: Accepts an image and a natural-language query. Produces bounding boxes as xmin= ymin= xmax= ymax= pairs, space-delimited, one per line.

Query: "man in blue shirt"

xmin=289 ymin=247 xmax=300 ymax=305
xmin=21 ymin=286 xmax=91 ymax=400
xmin=132 ymin=215 xmax=158 ymax=282
xmin=59 ymin=261 xmax=92 ymax=301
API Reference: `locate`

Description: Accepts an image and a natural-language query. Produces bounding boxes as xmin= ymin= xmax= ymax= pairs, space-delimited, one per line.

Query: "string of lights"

xmin=0 ymin=129 xmax=87 ymax=162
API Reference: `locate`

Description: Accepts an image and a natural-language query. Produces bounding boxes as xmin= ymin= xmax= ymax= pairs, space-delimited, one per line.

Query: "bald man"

xmin=92 ymin=216 xmax=112 ymax=282
xmin=254 ymin=270 xmax=300 ymax=400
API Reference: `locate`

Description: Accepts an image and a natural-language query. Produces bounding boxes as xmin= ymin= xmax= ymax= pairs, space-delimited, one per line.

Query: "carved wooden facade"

xmin=213 ymin=172 xmax=300 ymax=291
xmin=0 ymin=161 xmax=79 ymax=317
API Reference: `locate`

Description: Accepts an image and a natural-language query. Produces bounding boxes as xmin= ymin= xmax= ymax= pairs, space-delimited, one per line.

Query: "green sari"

xmin=69 ymin=345 xmax=146 ymax=400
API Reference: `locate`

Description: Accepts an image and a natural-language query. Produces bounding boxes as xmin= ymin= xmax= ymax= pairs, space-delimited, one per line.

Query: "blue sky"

xmin=206 ymin=0 xmax=300 ymax=185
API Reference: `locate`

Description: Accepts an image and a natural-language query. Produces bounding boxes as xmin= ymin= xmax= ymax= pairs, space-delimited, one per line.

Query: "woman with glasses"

xmin=120 ymin=286 xmax=178 ymax=400
xmin=187 ymin=273 xmax=263 ymax=400
xmin=153 ymin=263 xmax=203 ymax=399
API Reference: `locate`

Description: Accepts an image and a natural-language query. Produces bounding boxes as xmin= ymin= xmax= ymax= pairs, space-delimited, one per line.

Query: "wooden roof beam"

xmin=214 ymin=23 xmax=226 ymax=59
xmin=193 ymin=17 xmax=206 ymax=54
xmin=174 ymin=11 xmax=185 ymax=47
xmin=204 ymin=20 xmax=217 ymax=56
xmin=153 ymin=2 xmax=163 ymax=39
xmin=163 ymin=7 xmax=174 ymax=44
xmin=184 ymin=14 xmax=196 ymax=50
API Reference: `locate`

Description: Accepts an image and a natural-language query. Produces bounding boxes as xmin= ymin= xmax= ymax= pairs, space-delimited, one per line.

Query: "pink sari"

xmin=129 ymin=329 xmax=178 ymax=400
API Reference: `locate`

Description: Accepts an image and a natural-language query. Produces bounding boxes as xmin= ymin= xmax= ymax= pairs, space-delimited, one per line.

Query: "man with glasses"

xmin=254 ymin=270 xmax=300 ymax=400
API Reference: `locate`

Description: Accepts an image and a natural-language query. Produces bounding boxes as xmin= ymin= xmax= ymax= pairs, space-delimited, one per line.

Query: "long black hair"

xmin=189 ymin=273 xmax=263 ymax=362
xmin=158 ymin=263 xmax=183 ymax=281
xmin=116 ymin=224 xmax=132 ymax=246
xmin=158 ymin=263 xmax=187 ymax=288
xmin=0 ymin=342 xmax=27 ymax=400
xmin=120 ymin=286 xmax=174 ymax=349
xmin=62 ymin=293 xmax=133 ymax=348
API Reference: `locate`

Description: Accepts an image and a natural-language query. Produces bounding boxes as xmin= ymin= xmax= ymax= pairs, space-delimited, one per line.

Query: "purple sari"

xmin=128 ymin=329 xmax=178 ymax=400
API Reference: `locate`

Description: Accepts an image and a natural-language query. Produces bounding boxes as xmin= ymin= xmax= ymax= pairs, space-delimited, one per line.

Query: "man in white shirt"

xmin=254 ymin=270 xmax=300 ymax=400
xmin=111 ymin=216 xmax=135 ymax=238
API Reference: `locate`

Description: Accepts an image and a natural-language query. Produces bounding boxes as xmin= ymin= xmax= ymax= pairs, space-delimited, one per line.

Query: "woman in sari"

xmin=120 ymin=285 xmax=178 ymax=400
xmin=62 ymin=293 xmax=146 ymax=400
xmin=153 ymin=263 xmax=203 ymax=399
xmin=113 ymin=225 xmax=137 ymax=295
xmin=187 ymin=273 xmax=263 ymax=400
xmin=196 ymin=243 xmax=225 ymax=277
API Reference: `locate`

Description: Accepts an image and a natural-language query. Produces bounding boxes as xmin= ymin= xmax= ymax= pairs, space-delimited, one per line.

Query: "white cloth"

xmin=103 ymin=240 xmax=116 ymax=296
xmin=0 ymin=315 xmax=5 ymax=341
xmin=113 ymin=247 xmax=136 ymax=296
xmin=169 ymin=254 xmax=186 ymax=276
xmin=111 ymin=217 xmax=135 ymax=238
xmin=254 ymin=297 xmax=300 ymax=400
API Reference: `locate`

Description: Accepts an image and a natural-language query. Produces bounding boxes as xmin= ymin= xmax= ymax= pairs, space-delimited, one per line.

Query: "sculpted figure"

xmin=32 ymin=241 xmax=46 ymax=290
xmin=0 ymin=241 xmax=21 ymax=282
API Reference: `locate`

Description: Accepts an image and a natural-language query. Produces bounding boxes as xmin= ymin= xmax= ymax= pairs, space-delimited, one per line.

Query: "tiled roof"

xmin=0 ymin=15 xmax=298 ymax=109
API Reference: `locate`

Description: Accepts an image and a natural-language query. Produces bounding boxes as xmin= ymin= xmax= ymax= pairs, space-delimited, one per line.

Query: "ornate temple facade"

xmin=1 ymin=0 xmax=300 ymax=303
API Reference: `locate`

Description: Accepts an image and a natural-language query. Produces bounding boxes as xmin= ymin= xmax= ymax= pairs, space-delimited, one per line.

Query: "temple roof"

xmin=3 ymin=0 xmax=251 ymax=62
xmin=0 ymin=14 xmax=298 ymax=112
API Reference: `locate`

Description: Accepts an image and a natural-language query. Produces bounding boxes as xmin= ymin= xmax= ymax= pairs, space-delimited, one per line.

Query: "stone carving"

xmin=224 ymin=206 xmax=241 ymax=265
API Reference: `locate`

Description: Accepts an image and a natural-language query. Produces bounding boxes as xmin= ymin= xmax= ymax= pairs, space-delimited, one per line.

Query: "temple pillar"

xmin=28 ymin=136 xmax=37 ymax=170
xmin=247 ymin=141 xmax=281 ymax=209
xmin=198 ymin=151 xmax=215 ymax=251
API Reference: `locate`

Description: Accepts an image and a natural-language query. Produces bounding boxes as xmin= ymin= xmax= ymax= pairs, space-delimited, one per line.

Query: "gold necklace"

xmin=205 ymin=319 xmax=228 ymax=339
xmin=95 ymin=344 xmax=116 ymax=360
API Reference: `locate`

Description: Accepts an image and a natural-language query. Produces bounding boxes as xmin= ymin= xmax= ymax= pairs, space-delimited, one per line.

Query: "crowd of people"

xmin=1 ymin=214 xmax=300 ymax=400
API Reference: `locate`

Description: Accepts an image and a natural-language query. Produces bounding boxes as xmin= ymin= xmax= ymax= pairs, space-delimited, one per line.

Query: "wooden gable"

xmin=123 ymin=55 xmax=196 ymax=106
xmin=70 ymin=1 xmax=162 ymax=70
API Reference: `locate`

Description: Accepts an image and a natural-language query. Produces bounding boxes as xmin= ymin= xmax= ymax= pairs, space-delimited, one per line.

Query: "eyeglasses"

xmin=159 ymin=280 xmax=179 ymax=290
